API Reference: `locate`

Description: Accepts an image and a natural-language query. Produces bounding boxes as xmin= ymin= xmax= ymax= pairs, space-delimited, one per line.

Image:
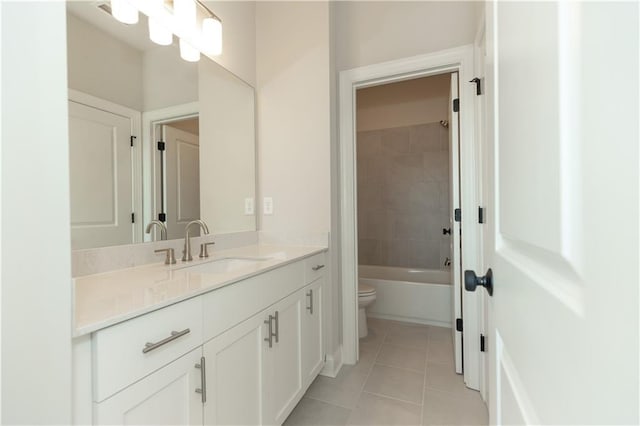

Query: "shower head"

xmin=439 ymin=120 xmax=449 ymax=128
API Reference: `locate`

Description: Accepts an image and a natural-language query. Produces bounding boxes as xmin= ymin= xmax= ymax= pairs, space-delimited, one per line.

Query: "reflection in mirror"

xmin=66 ymin=2 xmax=256 ymax=250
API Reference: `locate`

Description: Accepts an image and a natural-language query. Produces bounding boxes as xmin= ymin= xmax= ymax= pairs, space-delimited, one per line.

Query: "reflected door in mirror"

xmin=69 ymin=101 xmax=134 ymax=250
xmin=162 ymin=123 xmax=200 ymax=240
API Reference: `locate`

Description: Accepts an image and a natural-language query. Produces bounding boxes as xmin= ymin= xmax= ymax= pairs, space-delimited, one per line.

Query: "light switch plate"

xmin=244 ymin=198 xmax=254 ymax=215
xmin=263 ymin=197 xmax=273 ymax=215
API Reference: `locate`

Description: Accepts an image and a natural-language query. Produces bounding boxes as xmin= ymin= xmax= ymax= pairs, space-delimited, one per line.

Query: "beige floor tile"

xmin=359 ymin=341 xmax=381 ymax=367
xmin=428 ymin=326 xmax=453 ymax=342
xmin=425 ymin=362 xmax=470 ymax=397
xmin=422 ymin=388 xmax=488 ymax=425
xmin=306 ymin=364 xmax=371 ymax=409
xmin=364 ymin=364 xmax=424 ymax=404
xmin=427 ymin=336 xmax=454 ymax=366
xmin=376 ymin=344 xmax=427 ymax=372
xmin=360 ymin=325 xmax=387 ymax=349
xmin=348 ymin=392 xmax=422 ymax=426
xmin=384 ymin=324 xmax=429 ymax=350
xmin=283 ymin=397 xmax=351 ymax=426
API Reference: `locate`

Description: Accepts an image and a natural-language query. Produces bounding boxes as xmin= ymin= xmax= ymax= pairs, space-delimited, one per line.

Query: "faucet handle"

xmin=199 ymin=242 xmax=216 ymax=258
xmin=154 ymin=248 xmax=177 ymax=265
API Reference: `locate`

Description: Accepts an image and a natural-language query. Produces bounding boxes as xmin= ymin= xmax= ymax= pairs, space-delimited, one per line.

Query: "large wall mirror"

xmin=66 ymin=2 xmax=256 ymax=250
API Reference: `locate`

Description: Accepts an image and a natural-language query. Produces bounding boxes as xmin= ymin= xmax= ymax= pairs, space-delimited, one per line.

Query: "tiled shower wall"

xmin=357 ymin=122 xmax=450 ymax=270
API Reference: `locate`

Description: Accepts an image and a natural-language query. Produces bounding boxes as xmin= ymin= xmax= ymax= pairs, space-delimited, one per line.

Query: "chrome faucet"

xmin=182 ymin=220 xmax=210 ymax=262
xmin=146 ymin=220 xmax=167 ymax=241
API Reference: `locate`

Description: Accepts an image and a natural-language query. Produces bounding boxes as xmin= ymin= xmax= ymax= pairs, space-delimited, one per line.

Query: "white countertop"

xmin=73 ymin=244 xmax=327 ymax=337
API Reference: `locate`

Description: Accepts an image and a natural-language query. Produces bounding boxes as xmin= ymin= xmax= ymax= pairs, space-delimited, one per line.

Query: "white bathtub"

xmin=359 ymin=265 xmax=452 ymax=328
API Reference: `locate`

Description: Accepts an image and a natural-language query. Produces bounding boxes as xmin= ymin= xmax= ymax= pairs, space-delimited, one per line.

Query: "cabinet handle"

xmin=312 ymin=264 xmax=325 ymax=271
xmin=274 ymin=311 xmax=279 ymax=343
xmin=306 ymin=290 xmax=314 ymax=314
xmin=264 ymin=315 xmax=274 ymax=348
xmin=195 ymin=356 xmax=206 ymax=403
xmin=142 ymin=328 xmax=190 ymax=354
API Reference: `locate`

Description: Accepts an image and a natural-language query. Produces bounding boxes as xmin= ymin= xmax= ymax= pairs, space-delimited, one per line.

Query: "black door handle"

xmin=464 ymin=268 xmax=493 ymax=296
xmin=442 ymin=228 xmax=451 ymax=235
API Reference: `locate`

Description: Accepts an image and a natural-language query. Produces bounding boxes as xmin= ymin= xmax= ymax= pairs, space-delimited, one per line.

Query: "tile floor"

xmin=284 ymin=318 xmax=488 ymax=426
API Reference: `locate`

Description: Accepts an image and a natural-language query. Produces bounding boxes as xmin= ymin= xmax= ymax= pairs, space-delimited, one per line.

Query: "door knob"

xmin=442 ymin=228 xmax=451 ymax=235
xmin=464 ymin=268 xmax=493 ymax=296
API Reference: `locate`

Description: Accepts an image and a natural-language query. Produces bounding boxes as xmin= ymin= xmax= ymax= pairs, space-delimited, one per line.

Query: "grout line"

xmin=361 ymin=390 xmax=423 ymax=408
xmin=303 ymin=395 xmax=354 ymax=411
xmin=421 ymin=329 xmax=430 ymax=426
xmin=373 ymin=361 xmax=427 ymax=375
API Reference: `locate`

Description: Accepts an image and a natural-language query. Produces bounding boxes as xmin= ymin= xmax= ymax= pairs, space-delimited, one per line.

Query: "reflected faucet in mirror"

xmin=183 ymin=220 xmax=210 ymax=262
xmin=146 ymin=220 xmax=167 ymax=241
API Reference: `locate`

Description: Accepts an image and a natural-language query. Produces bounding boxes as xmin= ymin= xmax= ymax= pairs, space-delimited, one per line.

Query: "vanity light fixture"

xmin=111 ymin=0 xmax=223 ymax=62
xmin=111 ymin=0 xmax=139 ymax=24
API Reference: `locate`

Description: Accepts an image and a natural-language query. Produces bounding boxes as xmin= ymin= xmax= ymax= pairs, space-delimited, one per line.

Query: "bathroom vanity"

xmin=72 ymin=244 xmax=327 ymax=425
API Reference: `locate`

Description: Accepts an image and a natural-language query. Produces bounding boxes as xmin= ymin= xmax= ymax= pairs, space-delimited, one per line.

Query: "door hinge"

xmin=469 ymin=77 xmax=483 ymax=95
xmin=130 ymin=135 xmax=136 ymax=147
xmin=480 ymin=334 xmax=486 ymax=352
xmin=453 ymin=98 xmax=460 ymax=112
xmin=157 ymin=141 xmax=166 ymax=151
xmin=131 ymin=212 xmax=135 ymax=223
xmin=158 ymin=213 xmax=166 ymax=222
xmin=456 ymin=318 xmax=463 ymax=332
xmin=454 ymin=208 xmax=461 ymax=222
xmin=478 ymin=207 xmax=485 ymax=224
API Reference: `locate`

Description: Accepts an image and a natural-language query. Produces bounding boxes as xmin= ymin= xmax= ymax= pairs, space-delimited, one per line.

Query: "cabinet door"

xmin=202 ymin=310 xmax=270 ymax=426
xmin=94 ymin=348 xmax=203 ymax=425
xmin=302 ymin=277 xmax=324 ymax=388
xmin=266 ymin=290 xmax=304 ymax=425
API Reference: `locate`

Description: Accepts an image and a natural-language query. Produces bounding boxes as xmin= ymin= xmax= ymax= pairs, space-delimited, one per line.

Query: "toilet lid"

xmin=358 ymin=282 xmax=376 ymax=296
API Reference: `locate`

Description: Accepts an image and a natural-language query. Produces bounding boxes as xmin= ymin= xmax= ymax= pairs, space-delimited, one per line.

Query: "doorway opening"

xmin=354 ymin=72 xmax=464 ymax=373
xmin=338 ymin=46 xmax=482 ymax=390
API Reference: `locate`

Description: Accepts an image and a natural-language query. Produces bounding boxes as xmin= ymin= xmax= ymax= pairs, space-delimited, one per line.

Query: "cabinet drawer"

xmin=92 ymin=297 xmax=203 ymax=402
xmin=304 ymin=252 xmax=326 ymax=284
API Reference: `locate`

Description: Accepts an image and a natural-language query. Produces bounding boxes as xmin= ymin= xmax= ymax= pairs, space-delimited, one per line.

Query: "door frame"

xmin=68 ymin=89 xmax=142 ymax=244
xmin=141 ymin=102 xmax=199 ymax=241
xmin=338 ymin=45 xmax=483 ymax=389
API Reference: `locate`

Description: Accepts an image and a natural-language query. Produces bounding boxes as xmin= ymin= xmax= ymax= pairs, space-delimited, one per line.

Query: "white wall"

xmin=1 ymin=2 xmax=72 ymax=423
xmin=199 ymin=58 xmax=256 ymax=234
xmin=356 ymin=73 xmax=450 ymax=131
xmin=67 ymin=12 xmax=143 ymax=111
xmin=334 ymin=1 xmax=482 ymax=72
xmin=143 ymin=46 xmax=199 ymax=111
xmin=256 ymin=2 xmax=331 ymax=235
xmin=205 ymin=0 xmax=256 ymax=87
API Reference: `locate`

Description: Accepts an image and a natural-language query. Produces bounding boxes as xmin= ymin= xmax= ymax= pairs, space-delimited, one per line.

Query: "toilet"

xmin=358 ymin=282 xmax=377 ymax=338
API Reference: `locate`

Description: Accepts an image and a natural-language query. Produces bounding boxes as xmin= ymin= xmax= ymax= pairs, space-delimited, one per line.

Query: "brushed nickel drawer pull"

xmin=142 ymin=328 xmax=191 ymax=354
xmin=306 ymin=290 xmax=314 ymax=314
xmin=195 ymin=357 xmax=206 ymax=403
xmin=312 ymin=264 xmax=325 ymax=271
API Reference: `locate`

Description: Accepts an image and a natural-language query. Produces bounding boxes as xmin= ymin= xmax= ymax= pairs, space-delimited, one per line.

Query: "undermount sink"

xmin=179 ymin=257 xmax=270 ymax=274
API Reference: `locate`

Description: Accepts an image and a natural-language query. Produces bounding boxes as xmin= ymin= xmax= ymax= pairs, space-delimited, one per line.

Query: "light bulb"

xmin=111 ymin=0 xmax=138 ymax=25
xmin=179 ymin=39 xmax=200 ymax=62
xmin=148 ymin=17 xmax=172 ymax=45
xmin=202 ymin=17 xmax=222 ymax=56
xmin=174 ymin=0 xmax=196 ymax=29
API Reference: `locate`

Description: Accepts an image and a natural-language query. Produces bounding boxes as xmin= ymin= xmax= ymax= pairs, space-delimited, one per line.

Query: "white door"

xmin=484 ymin=2 xmax=639 ymax=424
xmin=94 ymin=348 xmax=204 ymax=425
xmin=265 ymin=290 xmax=304 ymax=425
xmin=68 ymin=101 xmax=133 ymax=249
xmin=301 ymin=278 xmax=324 ymax=388
xmin=448 ymin=72 xmax=463 ymax=375
xmin=163 ymin=124 xmax=200 ymax=240
xmin=203 ymin=310 xmax=270 ymax=425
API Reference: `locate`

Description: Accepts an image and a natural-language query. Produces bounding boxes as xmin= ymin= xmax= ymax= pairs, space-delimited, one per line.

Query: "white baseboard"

xmin=368 ymin=313 xmax=451 ymax=329
xmin=319 ymin=344 xmax=343 ymax=378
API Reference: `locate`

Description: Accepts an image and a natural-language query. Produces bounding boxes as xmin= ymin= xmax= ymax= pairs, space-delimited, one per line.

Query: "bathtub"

xmin=359 ymin=265 xmax=452 ymax=328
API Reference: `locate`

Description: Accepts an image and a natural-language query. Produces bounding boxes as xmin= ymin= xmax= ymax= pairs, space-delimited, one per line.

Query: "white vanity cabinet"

xmin=74 ymin=250 xmax=327 ymax=426
xmin=94 ymin=347 xmax=204 ymax=425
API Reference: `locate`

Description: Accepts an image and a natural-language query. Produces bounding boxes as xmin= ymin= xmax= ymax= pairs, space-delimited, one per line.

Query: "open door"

xmin=480 ymin=2 xmax=638 ymax=424
xmin=448 ymin=72 xmax=463 ymax=375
